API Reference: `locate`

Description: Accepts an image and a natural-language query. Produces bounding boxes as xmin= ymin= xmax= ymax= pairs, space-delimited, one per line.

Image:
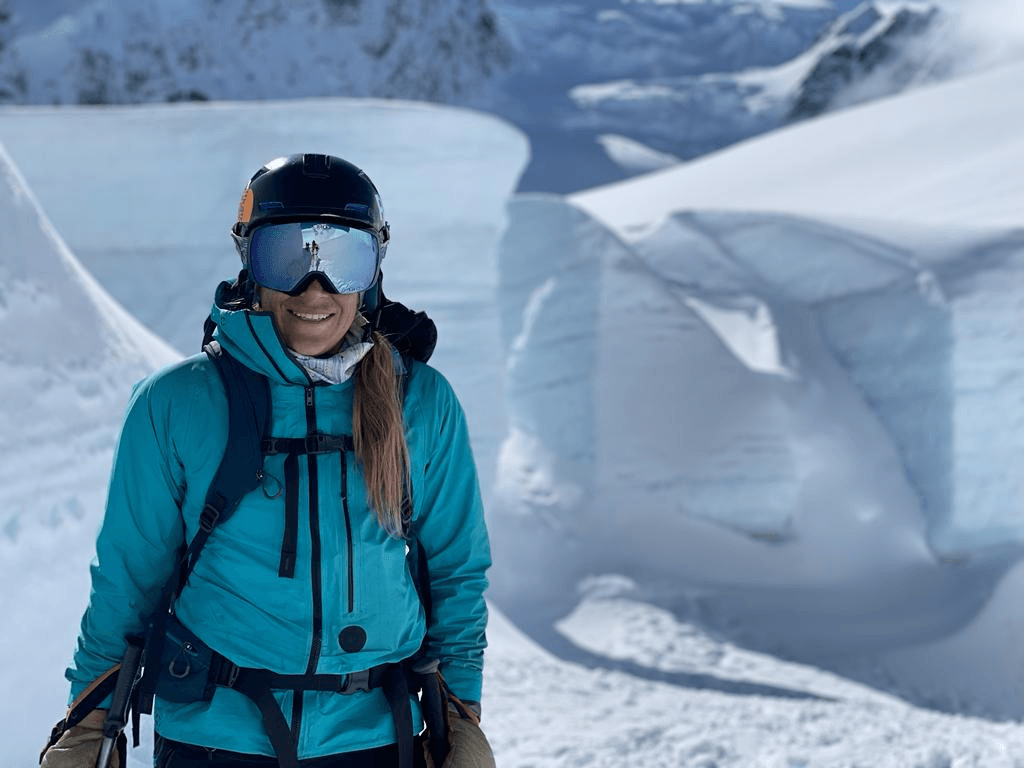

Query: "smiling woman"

xmin=39 ymin=154 xmax=495 ymax=768
xmin=255 ymin=282 xmax=361 ymax=357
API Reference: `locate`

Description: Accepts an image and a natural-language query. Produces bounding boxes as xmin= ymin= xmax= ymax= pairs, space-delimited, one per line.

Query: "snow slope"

xmin=0 ymin=141 xmax=177 ymax=767
xmin=0 ymin=140 xmax=177 ymax=532
xmin=487 ymin=595 xmax=1024 ymax=768
xmin=572 ymin=60 xmax=1024 ymax=236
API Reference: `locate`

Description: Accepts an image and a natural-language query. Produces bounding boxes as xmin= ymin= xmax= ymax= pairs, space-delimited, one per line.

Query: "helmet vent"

xmin=302 ymin=153 xmax=332 ymax=179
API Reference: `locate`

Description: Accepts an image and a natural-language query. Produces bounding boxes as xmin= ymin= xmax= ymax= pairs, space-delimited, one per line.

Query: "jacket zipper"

xmin=340 ymin=455 xmax=355 ymax=613
xmin=305 ymin=385 xmax=323 ymax=674
xmin=294 ymin=385 xmax=322 ymax=751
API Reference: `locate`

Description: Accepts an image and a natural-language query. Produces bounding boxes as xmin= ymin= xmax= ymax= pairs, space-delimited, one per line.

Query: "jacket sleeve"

xmin=65 ymin=373 xmax=188 ymax=703
xmin=414 ymin=371 xmax=492 ymax=703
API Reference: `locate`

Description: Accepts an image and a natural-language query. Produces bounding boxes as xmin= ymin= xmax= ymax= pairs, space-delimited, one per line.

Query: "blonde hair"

xmin=353 ymin=330 xmax=410 ymax=537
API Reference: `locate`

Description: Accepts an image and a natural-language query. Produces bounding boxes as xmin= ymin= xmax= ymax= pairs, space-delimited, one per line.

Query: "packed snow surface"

xmin=3 ymin=49 xmax=1024 ymax=768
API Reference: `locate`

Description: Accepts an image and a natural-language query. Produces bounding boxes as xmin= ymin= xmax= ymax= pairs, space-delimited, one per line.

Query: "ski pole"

xmin=415 ymin=661 xmax=449 ymax=768
xmin=96 ymin=641 xmax=144 ymax=768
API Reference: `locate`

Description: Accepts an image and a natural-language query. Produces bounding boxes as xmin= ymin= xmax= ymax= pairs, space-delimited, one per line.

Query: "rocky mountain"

xmin=0 ymin=0 xmax=958 ymax=193
xmin=0 ymin=0 xmax=509 ymax=105
xmin=789 ymin=2 xmax=944 ymax=120
xmin=506 ymin=1 xmax=945 ymax=191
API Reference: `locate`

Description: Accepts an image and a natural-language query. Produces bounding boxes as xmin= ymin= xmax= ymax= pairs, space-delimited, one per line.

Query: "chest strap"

xmin=262 ymin=433 xmax=355 ymax=578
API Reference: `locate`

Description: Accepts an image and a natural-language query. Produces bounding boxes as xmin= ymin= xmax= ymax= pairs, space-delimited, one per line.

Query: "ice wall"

xmin=819 ymin=280 xmax=954 ymax=543
xmin=625 ymin=210 xmax=1024 ymax=555
xmin=489 ymin=196 xmax=973 ymax=646
xmin=938 ymin=239 xmax=1024 ymax=549
xmin=489 ymin=194 xmax=1021 ymax=663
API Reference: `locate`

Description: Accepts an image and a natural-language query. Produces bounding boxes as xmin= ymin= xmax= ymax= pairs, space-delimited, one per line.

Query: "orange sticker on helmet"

xmin=237 ymin=189 xmax=254 ymax=224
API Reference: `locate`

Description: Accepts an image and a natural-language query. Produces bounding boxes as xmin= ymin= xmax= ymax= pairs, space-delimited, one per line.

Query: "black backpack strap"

xmin=204 ymin=654 xmax=406 ymax=768
xmin=180 ymin=342 xmax=272 ymax=586
xmin=279 ymin=452 xmax=300 ymax=578
xmin=137 ymin=342 xmax=272 ymax=715
xmin=364 ymin=276 xmax=437 ymax=365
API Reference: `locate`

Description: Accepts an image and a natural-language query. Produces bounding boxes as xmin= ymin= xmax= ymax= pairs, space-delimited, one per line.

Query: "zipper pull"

xmin=306 ymin=387 xmax=314 ymax=407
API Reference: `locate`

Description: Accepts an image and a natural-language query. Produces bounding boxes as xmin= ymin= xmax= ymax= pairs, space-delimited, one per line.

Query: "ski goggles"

xmin=246 ymin=221 xmax=381 ymax=295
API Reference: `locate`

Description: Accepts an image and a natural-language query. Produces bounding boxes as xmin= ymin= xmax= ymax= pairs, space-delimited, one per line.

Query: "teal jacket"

xmin=66 ymin=297 xmax=491 ymax=758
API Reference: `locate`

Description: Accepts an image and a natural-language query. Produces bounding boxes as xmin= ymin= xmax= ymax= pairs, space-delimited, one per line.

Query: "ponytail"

xmin=353 ymin=331 xmax=410 ymax=537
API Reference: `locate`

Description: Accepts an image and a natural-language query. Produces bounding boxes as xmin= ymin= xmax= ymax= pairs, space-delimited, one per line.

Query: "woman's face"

xmin=257 ymin=278 xmax=360 ymax=357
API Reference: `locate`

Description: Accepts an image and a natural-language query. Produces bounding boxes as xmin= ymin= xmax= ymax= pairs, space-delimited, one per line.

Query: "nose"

xmin=294 ymin=274 xmax=335 ymax=297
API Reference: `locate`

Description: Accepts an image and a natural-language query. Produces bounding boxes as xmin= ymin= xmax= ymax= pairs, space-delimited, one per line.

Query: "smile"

xmin=289 ymin=310 xmax=334 ymax=322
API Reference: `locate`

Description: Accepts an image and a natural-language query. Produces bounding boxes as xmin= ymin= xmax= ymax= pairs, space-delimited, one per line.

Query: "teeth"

xmin=292 ymin=311 xmax=332 ymax=321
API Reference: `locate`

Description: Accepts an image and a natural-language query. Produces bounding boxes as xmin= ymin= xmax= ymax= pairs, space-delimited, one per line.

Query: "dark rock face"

xmin=790 ymin=4 xmax=941 ymax=121
xmin=0 ymin=0 xmax=511 ymax=107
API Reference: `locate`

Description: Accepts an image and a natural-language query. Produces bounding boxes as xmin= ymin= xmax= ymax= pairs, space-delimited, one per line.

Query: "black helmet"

xmin=232 ymin=153 xmax=390 ymax=269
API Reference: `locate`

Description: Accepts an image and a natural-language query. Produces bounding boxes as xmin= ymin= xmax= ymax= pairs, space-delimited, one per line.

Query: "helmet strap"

xmin=235 ymin=268 xmax=258 ymax=308
xmin=361 ymin=272 xmax=385 ymax=330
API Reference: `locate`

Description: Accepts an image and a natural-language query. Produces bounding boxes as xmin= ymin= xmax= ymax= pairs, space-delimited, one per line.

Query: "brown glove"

xmin=423 ymin=698 xmax=496 ymax=768
xmin=40 ymin=709 xmax=123 ymax=768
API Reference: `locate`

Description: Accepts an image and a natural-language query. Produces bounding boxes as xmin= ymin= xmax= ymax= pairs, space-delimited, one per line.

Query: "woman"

xmin=39 ymin=154 xmax=493 ymax=768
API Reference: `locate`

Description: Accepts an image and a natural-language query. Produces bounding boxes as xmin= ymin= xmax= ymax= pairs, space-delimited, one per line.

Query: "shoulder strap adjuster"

xmin=199 ymin=504 xmax=221 ymax=533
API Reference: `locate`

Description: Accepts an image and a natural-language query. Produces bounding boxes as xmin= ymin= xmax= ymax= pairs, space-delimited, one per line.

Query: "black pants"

xmin=154 ymin=735 xmax=428 ymax=768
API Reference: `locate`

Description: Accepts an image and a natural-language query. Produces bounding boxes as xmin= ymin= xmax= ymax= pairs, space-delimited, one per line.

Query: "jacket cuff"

xmin=439 ymin=662 xmax=482 ymax=703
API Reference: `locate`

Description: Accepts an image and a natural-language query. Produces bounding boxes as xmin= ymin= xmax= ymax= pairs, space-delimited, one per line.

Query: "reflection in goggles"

xmin=249 ymin=222 xmax=380 ymax=295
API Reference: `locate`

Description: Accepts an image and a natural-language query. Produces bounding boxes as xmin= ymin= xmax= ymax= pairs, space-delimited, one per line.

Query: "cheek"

xmin=338 ymin=298 xmax=360 ymax=324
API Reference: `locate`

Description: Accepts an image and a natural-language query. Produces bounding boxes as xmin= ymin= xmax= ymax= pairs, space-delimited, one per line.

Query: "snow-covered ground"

xmin=3 ymin=42 xmax=1024 ymax=768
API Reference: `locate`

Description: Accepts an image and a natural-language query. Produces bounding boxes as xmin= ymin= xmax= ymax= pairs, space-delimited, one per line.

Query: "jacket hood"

xmin=209 ymin=280 xmax=313 ymax=386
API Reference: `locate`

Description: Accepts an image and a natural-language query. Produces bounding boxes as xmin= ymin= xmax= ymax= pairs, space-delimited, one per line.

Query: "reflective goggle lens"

xmin=249 ymin=222 xmax=380 ymax=294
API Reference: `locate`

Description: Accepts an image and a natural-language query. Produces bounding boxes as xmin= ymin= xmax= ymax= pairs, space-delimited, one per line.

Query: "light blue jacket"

xmin=67 ymin=296 xmax=491 ymax=758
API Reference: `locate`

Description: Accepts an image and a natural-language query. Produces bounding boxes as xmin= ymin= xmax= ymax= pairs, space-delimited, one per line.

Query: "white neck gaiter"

xmin=290 ymin=314 xmax=374 ymax=385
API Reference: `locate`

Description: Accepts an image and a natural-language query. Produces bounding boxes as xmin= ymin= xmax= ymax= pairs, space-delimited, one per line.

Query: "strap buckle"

xmin=305 ymin=434 xmax=337 ymax=454
xmin=212 ymin=656 xmax=242 ymax=688
xmin=342 ymin=669 xmax=372 ymax=693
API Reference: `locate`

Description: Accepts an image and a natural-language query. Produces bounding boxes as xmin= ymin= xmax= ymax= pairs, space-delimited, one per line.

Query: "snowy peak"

xmin=0 ymin=0 xmax=510 ymax=105
xmin=789 ymin=1 xmax=941 ymax=119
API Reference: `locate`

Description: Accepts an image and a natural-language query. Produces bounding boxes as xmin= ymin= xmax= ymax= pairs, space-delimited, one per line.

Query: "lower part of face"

xmin=257 ymin=279 xmax=360 ymax=357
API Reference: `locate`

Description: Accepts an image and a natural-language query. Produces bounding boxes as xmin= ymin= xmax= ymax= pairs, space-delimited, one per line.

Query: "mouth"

xmin=289 ymin=309 xmax=335 ymax=323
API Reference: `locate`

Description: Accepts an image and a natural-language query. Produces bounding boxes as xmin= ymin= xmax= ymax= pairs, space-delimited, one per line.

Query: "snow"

xmin=563 ymin=63 xmax=1024 ymax=565
xmin=491 ymin=55 xmax=1024 ymax=721
xmin=5 ymin=10 xmax=1024 ymax=768
xmin=572 ymin=60 xmax=1024 ymax=237
xmin=0 ymin=139 xmax=177 ymax=768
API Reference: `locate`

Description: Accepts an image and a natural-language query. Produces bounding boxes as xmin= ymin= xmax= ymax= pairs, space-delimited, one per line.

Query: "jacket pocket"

xmin=155 ymin=616 xmax=217 ymax=703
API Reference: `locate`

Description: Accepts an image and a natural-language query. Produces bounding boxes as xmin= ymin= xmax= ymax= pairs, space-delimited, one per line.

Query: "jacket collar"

xmin=209 ymin=281 xmax=313 ymax=386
